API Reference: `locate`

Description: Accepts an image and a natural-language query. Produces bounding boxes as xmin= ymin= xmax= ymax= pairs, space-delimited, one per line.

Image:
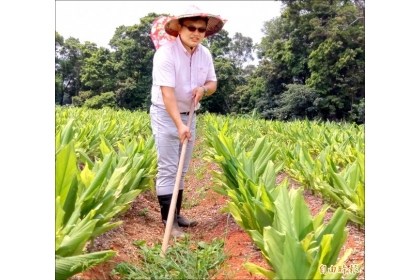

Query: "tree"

xmin=56 ymin=37 xmax=83 ymax=105
xmin=275 ymin=84 xmax=319 ymax=120
xmin=109 ymin=13 xmax=160 ymax=110
xmin=229 ymin=32 xmax=254 ymax=69
xmin=200 ymin=30 xmax=244 ymax=114
xmin=204 ymin=29 xmax=231 ymax=58
xmin=255 ymin=0 xmax=364 ymax=122
xmin=80 ymin=47 xmax=116 ymax=96
xmin=204 ymin=57 xmax=239 ymax=114
xmin=55 ymin=33 xmax=104 ymax=106
xmin=305 ymin=1 xmax=365 ymax=121
xmin=83 ymin=91 xmax=117 ymax=109
xmin=55 ymin=32 xmax=65 ymax=104
xmin=231 ymin=76 xmax=267 ymax=114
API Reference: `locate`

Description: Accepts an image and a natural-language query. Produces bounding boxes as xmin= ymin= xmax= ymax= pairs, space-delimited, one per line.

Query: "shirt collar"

xmin=176 ymin=35 xmax=201 ymax=54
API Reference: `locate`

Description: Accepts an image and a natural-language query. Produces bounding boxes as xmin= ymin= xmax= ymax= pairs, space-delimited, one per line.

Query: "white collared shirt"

xmin=151 ymin=36 xmax=217 ymax=113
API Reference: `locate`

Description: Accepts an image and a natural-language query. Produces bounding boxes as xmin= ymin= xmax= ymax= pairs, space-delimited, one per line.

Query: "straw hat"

xmin=164 ymin=5 xmax=226 ymax=38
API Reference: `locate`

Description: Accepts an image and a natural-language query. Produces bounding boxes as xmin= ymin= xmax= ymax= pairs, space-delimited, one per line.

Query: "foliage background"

xmin=55 ymin=0 xmax=365 ymax=123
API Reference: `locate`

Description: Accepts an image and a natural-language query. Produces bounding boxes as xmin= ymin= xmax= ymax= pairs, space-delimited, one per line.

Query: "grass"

xmin=192 ymin=164 xmax=206 ymax=180
xmin=138 ymin=207 xmax=149 ymax=216
xmin=111 ymin=236 xmax=227 ymax=279
xmin=182 ymin=185 xmax=209 ymax=209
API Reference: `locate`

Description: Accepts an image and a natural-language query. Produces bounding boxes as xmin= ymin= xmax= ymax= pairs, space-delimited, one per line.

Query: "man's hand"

xmin=192 ymin=86 xmax=206 ymax=106
xmin=191 ymin=81 xmax=217 ymax=105
xmin=178 ymin=123 xmax=192 ymax=143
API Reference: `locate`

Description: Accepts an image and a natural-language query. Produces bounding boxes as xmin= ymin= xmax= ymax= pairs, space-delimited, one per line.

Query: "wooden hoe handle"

xmin=160 ymin=101 xmax=195 ymax=257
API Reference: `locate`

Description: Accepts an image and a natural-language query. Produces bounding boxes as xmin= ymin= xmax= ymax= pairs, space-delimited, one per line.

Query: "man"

xmin=149 ymin=5 xmax=226 ymax=237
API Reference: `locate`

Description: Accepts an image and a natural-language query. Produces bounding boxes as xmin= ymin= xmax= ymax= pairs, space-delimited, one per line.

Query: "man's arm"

xmin=161 ymin=86 xmax=191 ymax=143
xmin=192 ymin=81 xmax=217 ymax=106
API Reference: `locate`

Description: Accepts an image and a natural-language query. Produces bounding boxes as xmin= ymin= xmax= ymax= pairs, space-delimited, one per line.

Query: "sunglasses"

xmin=183 ymin=25 xmax=207 ymax=33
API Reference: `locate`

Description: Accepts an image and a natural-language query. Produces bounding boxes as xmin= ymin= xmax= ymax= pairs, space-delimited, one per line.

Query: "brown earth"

xmin=72 ymin=138 xmax=365 ymax=280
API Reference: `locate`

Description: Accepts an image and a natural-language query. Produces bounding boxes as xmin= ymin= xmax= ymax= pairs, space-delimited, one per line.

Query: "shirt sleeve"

xmin=205 ymin=50 xmax=217 ymax=82
xmin=153 ymin=46 xmax=176 ymax=87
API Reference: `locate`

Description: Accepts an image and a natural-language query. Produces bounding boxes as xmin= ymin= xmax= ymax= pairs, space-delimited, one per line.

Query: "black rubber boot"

xmin=158 ymin=194 xmax=185 ymax=237
xmin=176 ymin=190 xmax=198 ymax=227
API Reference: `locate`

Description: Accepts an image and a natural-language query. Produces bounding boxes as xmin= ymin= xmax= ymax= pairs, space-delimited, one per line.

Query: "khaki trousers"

xmin=150 ymin=104 xmax=196 ymax=196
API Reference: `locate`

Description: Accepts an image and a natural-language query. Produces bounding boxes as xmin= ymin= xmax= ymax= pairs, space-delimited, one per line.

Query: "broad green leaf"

xmin=310 ymin=234 xmax=333 ymax=279
xmin=259 ymin=183 xmax=275 ymax=212
xmin=211 ymin=185 xmax=227 ymax=196
xmin=91 ymin=221 xmax=123 ymax=239
xmin=104 ymin=119 xmax=117 ymax=137
xmin=56 ymin=196 xmax=65 ymax=236
xmin=115 ymin=189 xmax=142 ymax=206
xmin=129 ymin=168 xmax=149 ymax=192
xmin=329 ymin=168 xmax=352 ymax=197
xmin=315 ymin=208 xmax=348 ymax=266
xmin=260 ymin=160 xmax=276 ymax=191
xmin=313 ymin=205 xmax=330 ymax=230
xmin=56 ymin=141 xmax=77 ymax=206
xmin=55 ymin=131 xmax=61 ymax=152
xmin=291 ymin=187 xmax=313 ymax=241
xmin=263 ymin=227 xmax=285 ymax=274
xmin=104 ymin=164 xmax=129 ymax=195
xmin=226 ymin=201 xmax=244 ymax=229
xmin=346 ymin=161 xmax=359 ymax=192
xmin=99 ymin=135 xmax=114 ymax=157
xmin=62 ymin=176 xmax=78 ymax=226
xmin=55 ymin=250 xmax=116 ymax=279
xmin=79 ymin=153 xmax=113 ymax=202
xmin=88 ymin=190 xmax=115 ymax=218
xmin=253 ymin=202 xmax=274 ymax=231
xmin=59 ymin=118 xmax=75 ymax=148
xmin=345 ymin=210 xmax=364 ymax=225
xmin=56 ymin=218 xmax=98 ymax=257
xmin=76 ymin=148 xmax=94 ymax=170
xmin=248 ymin=230 xmax=266 ymax=258
xmin=300 ymin=232 xmax=315 ymax=252
xmin=241 ymin=203 xmax=258 ymax=230
xmin=243 ymin=262 xmax=276 ymax=279
xmin=273 ymin=184 xmax=297 ymax=239
xmin=281 ymin=233 xmax=311 ymax=279
xmin=80 ymin=163 xmax=94 ymax=190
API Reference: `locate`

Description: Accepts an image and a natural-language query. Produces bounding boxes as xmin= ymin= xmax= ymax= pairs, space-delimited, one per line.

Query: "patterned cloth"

xmin=150 ymin=15 xmax=177 ymax=50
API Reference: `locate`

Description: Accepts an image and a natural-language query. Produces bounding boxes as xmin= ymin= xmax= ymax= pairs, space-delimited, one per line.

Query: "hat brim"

xmin=165 ymin=13 xmax=226 ymax=38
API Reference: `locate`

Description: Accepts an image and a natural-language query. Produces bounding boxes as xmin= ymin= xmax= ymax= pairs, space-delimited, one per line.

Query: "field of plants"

xmin=55 ymin=106 xmax=365 ymax=279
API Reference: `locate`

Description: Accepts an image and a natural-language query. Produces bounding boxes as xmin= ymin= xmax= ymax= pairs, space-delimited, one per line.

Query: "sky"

xmin=55 ymin=1 xmax=283 ymax=50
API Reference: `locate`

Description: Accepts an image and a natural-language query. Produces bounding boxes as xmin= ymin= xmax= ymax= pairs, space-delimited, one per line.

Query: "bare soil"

xmin=73 ymin=138 xmax=365 ymax=279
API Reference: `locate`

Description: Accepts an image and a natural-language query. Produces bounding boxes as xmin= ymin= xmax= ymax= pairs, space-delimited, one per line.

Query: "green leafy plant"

xmin=112 ymin=237 xmax=227 ymax=279
xmin=203 ymin=120 xmax=362 ymax=279
xmin=55 ymin=141 xmax=116 ymax=279
xmin=139 ymin=208 xmax=149 ymax=216
xmin=55 ymin=117 xmax=157 ymax=279
xmin=244 ymin=186 xmax=362 ymax=279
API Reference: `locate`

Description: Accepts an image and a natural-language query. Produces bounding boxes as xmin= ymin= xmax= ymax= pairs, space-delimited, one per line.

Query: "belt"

xmin=152 ymin=103 xmax=195 ymax=115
